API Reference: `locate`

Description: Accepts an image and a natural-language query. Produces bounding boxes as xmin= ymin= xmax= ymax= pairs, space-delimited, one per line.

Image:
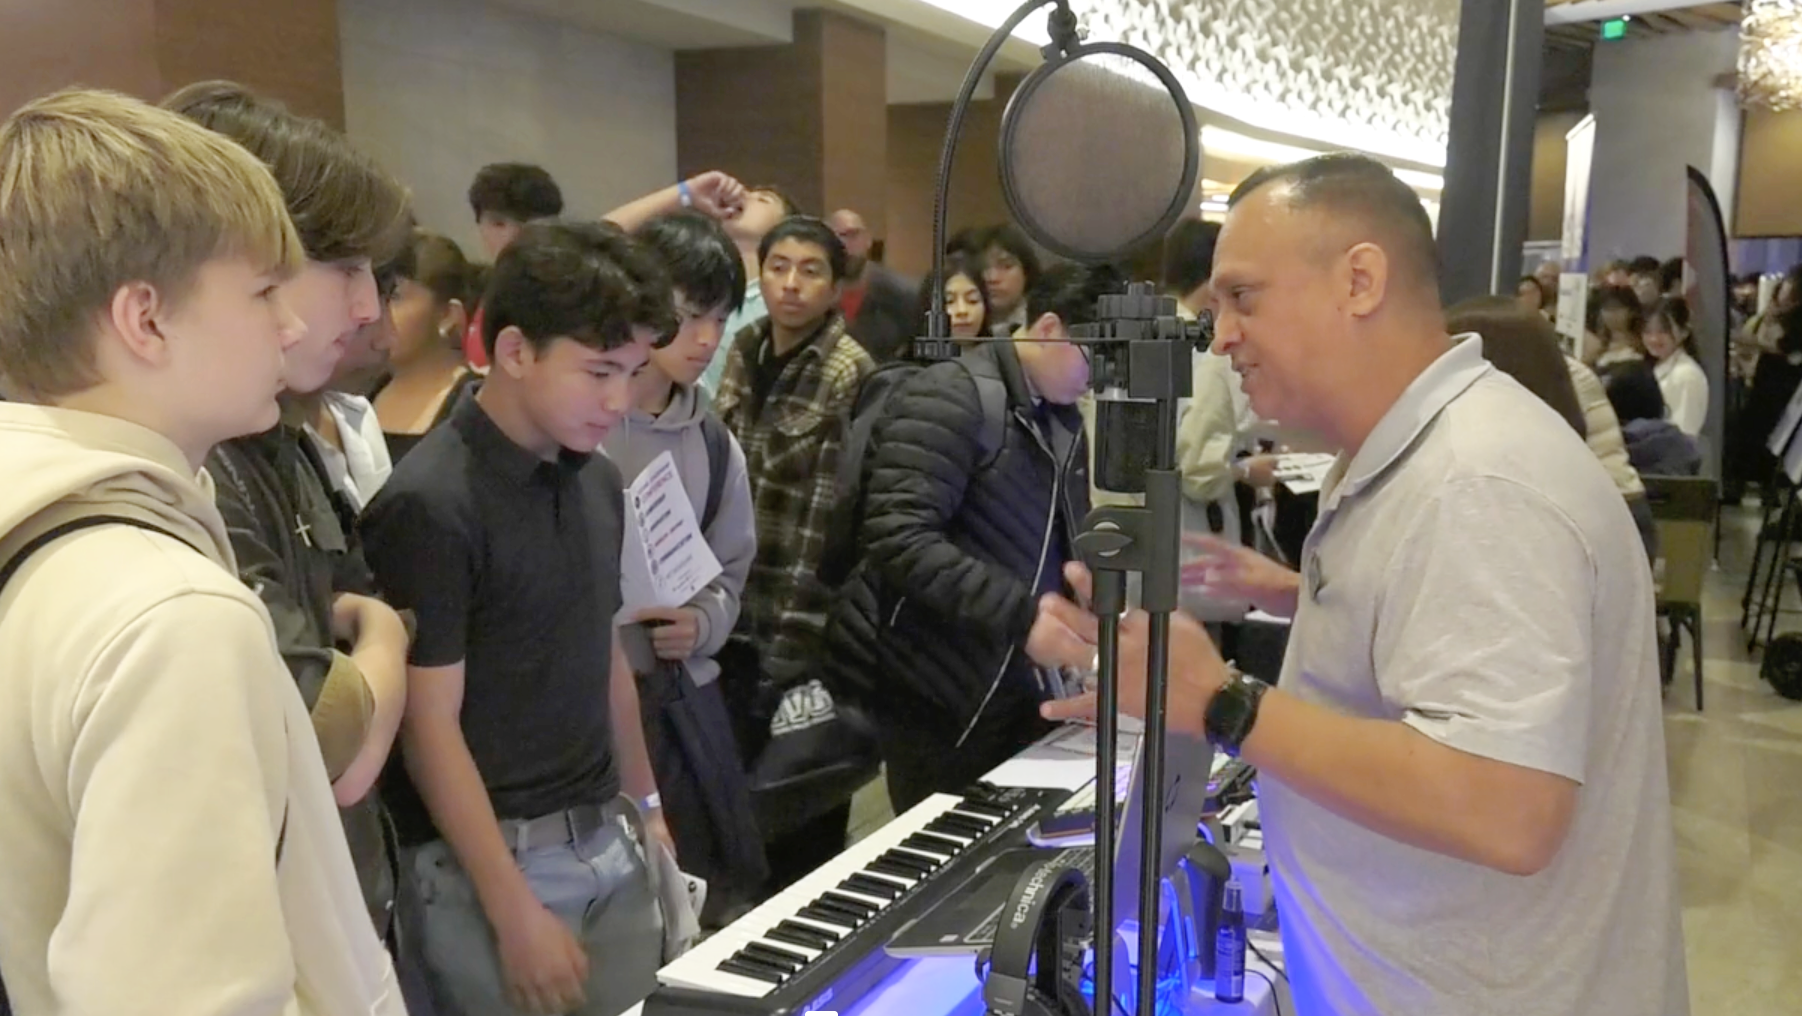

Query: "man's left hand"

xmin=1033 ymin=563 xmax=1232 ymax=735
xmin=635 ymin=607 xmax=703 ymax=660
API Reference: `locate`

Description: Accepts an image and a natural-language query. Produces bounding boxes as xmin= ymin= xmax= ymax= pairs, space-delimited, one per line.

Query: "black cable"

xmin=1248 ymin=937 xmax=1287 ymax=981
xmin=1248 ymin=969 xmax=1283 ymax=1016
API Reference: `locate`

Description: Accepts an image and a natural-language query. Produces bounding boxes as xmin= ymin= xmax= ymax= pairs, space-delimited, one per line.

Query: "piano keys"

xmin=644 ymin=784 xmax=1054 ymax=1016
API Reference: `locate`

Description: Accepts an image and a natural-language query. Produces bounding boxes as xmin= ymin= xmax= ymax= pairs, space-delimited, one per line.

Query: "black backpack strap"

xmin=699 ymin=414 xmax=731 ymax=533
xmin=0 ymin=515 xmax=199 ymax=594
xmin=969 ymin=370 xmax=1010 ymax=472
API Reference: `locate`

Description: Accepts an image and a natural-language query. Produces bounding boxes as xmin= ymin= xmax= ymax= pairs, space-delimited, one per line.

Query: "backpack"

xmin=816 ymin=359 xmax=1009 ymax=589
xmin=0 ymin=516 xmax=286 ymax=1016
xmin=1763 ymin=632 xmax=1802 ymax=701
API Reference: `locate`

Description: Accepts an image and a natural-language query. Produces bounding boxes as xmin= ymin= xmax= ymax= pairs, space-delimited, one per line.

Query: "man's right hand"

xmin=1181 ymin=535 xmax=1302 ymax=619
xmin=495 ymin=898 xmax=589 ymax=1015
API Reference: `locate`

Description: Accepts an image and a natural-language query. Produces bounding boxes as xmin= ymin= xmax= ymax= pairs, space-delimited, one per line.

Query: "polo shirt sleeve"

xmin=1371 ymin=475 xmax=1596 ymax=784
xmin=359 ymin=487 xmax=474 ymax=669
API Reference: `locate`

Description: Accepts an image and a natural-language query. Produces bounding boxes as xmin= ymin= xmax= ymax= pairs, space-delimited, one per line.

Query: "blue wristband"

xmin=677 ymin=180 xmax=693 ymax=208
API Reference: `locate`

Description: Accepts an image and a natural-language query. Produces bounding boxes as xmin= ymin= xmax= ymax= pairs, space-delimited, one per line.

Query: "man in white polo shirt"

xmin=1029 ymin=153 xmax=1687 ymax=1016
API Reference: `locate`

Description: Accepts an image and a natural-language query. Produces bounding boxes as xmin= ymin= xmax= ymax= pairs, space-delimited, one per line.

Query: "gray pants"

xmin=409 ymin=809 xmax=663 ymax=1016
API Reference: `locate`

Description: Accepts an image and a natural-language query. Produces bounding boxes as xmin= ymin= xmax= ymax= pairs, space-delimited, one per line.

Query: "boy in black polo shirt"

xmin=361 ymin=221 xmax=677 ymax=1016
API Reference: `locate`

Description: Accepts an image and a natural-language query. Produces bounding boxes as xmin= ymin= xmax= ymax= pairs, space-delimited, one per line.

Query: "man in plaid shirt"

xmin=714 ymin=215 xmax=875 ymax=888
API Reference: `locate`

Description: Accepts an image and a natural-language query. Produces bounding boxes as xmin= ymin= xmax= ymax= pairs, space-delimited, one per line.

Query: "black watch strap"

xmin=1204 ymin=671 xmax=1270 ymax=757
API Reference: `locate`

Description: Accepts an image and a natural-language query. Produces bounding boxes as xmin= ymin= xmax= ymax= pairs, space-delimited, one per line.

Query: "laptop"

xmin=885 ymin=728 xmax=1217 ymax=957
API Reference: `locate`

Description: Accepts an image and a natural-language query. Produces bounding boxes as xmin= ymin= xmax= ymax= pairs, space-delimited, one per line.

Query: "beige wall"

xmin=1528 ymin=111 xmax=1585 ymax=243
xmin=0 ymin=0 xmax=342 ymax=126
xmin=884 ymin=81 xmax=1017 ymax=280
xmin=1738 ymin=108 xmax=1802 ymax=237
xmin=340 ymin=0 xmax=677 ymax=256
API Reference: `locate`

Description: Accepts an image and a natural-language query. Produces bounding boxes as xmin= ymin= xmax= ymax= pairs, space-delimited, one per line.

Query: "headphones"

xmin=980 ymin=857 xmax=1094 ymax=1016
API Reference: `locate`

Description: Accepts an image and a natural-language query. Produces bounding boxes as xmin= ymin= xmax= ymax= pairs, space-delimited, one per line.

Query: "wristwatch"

xmin=1204 ymin=669 xmax=1271 ymax=757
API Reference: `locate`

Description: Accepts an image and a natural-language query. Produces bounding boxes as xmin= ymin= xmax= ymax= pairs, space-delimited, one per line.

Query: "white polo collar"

xmin=1320 ymin=333 xmax=1492 ymax=512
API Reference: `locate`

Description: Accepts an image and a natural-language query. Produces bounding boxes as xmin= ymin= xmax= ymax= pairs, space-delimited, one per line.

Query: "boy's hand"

xmin=634 ymin=607 xmax=703 ymax=661
xmin=495 ymin=896 xmax=588 ymax=1015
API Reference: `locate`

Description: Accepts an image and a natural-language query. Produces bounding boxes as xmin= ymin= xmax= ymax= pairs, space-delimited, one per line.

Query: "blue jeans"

xmin=409 ymin=807 xmax=663 ymax=1016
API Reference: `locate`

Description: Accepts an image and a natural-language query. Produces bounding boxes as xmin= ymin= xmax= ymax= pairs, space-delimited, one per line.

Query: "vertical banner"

xmin=1556 ymin=114 xmax=1598 ymax=353
xmin=1686 ymin=165 xmax=1730 ymax=482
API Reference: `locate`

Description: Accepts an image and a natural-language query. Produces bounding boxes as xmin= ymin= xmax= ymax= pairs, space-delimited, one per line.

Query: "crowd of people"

xmin=0 ymin=82 xmax=1690 ymax=1016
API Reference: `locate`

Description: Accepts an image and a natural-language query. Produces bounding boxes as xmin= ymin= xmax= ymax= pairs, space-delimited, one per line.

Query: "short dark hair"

xmin=945 ymin=226 xmax=985 ymax=259
xmin=1446 ymin=296 xmax=1586 ymax=437
xmin=746 ymin=184 xmax=801 ymax=218
xmin=634 ymin=211 xmax=746 ymax=316
xmin=1592 ymin=284 xmax=1646 ymax=335
xmin=1603 ymin=361 xmax=1666 ymax=424
xmin=1659 ymin=257 xmax=1683 ymax=294
xmin=917 ymin=251 xmax=993 ymax=335
xmin=468 ymin=162 xmax=563 ymax=223
xmin=1163 ymin=217 xmax=1221 ymax=297
xmin=1229 ymin=152 xmax=1439 ymax=294
xmin=1027 ymin=262 xmax=1125 ymax=329
xmin=980 ymin=223 xmax=1044 ymax=290
xmin=1628 ymin=255 xmax=1662 ymax=276
xmin=1517 ymin=275 xmax=1547 ymax=306
xmin=482 ymin=220 xmax=675 ymax=359
xmin=758 ymin=215 xmax=849 ymax=282
xmin=163 ymin=80 xmax=411 ymax=267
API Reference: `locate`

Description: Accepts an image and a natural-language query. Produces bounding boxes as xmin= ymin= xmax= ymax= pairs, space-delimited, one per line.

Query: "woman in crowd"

xmin=979 ymin=223 xmax=1042 ymax=337
xmin=1643 ymin=296 xmax=1708 ymax=438
xmin=1606 ymin=363 xmax=1702 ymax=477
xmin=370 ymin=230 xmax=480 ymax=463
xmin=1585 ymin=284 xmax=1648 ymax=371
xmin=1516 ymin=275 xmax=1549 ymax=318
xmin=917 ymin=251 xmax=992 ymax=345
xmin=1737 ymin=264 xmax=1802 ymax=490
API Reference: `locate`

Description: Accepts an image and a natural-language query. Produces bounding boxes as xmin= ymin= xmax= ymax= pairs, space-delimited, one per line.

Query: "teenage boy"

xmin=0 ymin=88 xmax=401 ymax=1016
xmin=361 ymin=220 xmax=677 ymax=1016
xmin=166 ymin=82 xmax=420 ymax=982
xmin=605 ymin=210 xmax=766 ymax=920
xmin=822 ymin=264 xmax=1103 ymax=809
xmin=704 ymin=185 xmax=800 ymax=392
xmin=713 ymin=215 xmax=876 ymax=886
xmin=463 ymin=162 xmax=563 ymax=367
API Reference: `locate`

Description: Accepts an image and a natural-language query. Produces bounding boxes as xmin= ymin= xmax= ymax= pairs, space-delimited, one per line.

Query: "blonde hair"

xmin=0 ymin=88 xmax=303 ymax=399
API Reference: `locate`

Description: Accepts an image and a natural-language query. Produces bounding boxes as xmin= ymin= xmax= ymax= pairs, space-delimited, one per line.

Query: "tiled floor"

xmin=1673 ymin=503 xmax=1802 ymax=1014
xmin=844 ymin=504 xmax=1801 ymax=1013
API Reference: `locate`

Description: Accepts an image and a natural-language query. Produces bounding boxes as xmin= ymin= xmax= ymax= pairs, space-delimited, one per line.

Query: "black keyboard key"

xmin=821 ymin=891 xmax=879 ymax=917
xmin=927 ymin=815 xmax=990 ymax=839
xmin=843 ymin=873 xmax=904 ymax=900
xmin=776 ymin=919 xmax=838 ymax=947
xmin=957 ymin=798 xmax=1012 ymax=819
xmin=868 ymin=857 xmax=922 ymax=881
xmin=879 ymin=850 xmax=935 ymax=877
xmin=891 ymin=846 xmax=943 ymax=870
xmin=813 ymin=896 xmax=868 ymax=925
xmin=901 ymin=833 xmax=964 ymax=856
xmin=719 ymin=957 xmax=787 ymax=985
xmin=769 ymin=923 xmax=834 ymax=951
xmin=799 ymin=903 xmax=860 ymax=929
xmin=742 ymin=942 xmax=809 ymax=971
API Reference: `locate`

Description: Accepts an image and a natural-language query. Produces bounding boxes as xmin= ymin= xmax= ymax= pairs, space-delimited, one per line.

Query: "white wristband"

xmin=639 ymin=792 xmax=663 ymax=813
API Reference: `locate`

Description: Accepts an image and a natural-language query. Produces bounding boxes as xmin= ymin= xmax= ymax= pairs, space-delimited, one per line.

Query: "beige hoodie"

xmin=0 ymin=404 xmax=403 ymax=1016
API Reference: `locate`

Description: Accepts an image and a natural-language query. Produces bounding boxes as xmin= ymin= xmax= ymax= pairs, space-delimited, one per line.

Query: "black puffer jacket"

xmin=822 ymin=342 xmax=1090 ymax=733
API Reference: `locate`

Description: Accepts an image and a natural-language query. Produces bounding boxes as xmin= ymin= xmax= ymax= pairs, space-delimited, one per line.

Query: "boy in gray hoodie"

xmin=607 ymin=211 xmax=766 ymax=918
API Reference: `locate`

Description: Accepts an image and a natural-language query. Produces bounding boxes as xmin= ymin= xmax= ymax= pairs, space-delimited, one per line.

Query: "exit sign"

xmin=1601 ymin=17 xmax=1629 ymax=40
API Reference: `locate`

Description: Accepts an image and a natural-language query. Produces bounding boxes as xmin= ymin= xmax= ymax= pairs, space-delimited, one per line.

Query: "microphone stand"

xmin=919 ymin=4 xmax=1198 ymax=1012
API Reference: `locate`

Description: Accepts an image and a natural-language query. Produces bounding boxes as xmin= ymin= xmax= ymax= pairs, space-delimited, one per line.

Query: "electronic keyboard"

xmin=643 ymin=784 xmax=1054 ymax=1016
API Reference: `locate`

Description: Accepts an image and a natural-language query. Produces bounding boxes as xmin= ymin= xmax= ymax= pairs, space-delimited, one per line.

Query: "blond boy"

xmin=0 ymin=89 xmax=404 ymax=1016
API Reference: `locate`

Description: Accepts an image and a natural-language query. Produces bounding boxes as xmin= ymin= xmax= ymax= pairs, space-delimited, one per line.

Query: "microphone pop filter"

xmin=999 ymin=42 xmax=1200 ymax=264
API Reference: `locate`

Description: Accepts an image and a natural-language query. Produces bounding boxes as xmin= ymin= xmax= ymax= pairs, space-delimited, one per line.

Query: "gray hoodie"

xmin=603 ymin=383 xmax=755 ymax=687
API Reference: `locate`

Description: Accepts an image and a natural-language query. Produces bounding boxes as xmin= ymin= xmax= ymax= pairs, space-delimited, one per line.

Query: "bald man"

xmin=1029 ymin=154 xmax=1687 ymax=1016
xmin=830 ymin=208 xmax=918 ymax=363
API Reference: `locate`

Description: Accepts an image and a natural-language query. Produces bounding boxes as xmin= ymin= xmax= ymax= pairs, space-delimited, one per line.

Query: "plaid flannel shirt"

xmin=715 ymin=312 xmax=875 ymax=682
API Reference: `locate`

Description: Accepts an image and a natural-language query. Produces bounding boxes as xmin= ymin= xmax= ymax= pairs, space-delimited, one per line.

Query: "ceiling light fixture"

xmin=1741 ymin=0 xmax=1802 ymax=110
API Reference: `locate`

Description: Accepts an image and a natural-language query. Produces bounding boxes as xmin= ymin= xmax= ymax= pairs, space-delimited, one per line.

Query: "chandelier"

xmin=1742 ymin=0 xmax=1802 ymax=110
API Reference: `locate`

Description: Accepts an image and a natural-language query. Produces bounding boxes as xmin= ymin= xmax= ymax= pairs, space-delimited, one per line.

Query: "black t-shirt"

xmin=360 ymin=393 xmax=624 ymax=845
xmin=748 ymin=322 xmax=818 ymax=421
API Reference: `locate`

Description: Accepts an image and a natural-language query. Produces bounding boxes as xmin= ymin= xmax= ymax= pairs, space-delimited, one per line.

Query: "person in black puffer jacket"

xmin=823 ymin=264 xmax=1114 ymax=810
